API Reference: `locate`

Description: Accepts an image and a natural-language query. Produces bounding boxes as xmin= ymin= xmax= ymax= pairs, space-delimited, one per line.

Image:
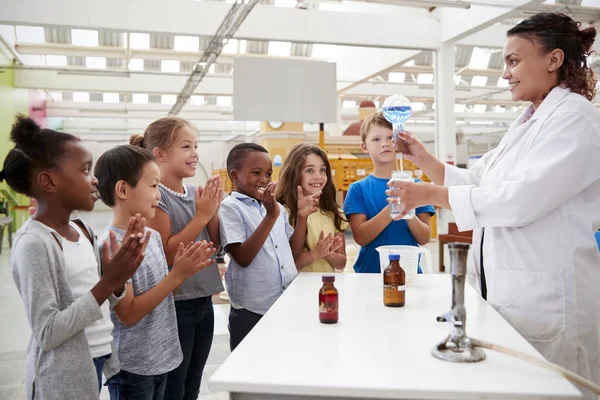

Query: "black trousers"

xmin=228 ymin=307 xmax=263 ymax=351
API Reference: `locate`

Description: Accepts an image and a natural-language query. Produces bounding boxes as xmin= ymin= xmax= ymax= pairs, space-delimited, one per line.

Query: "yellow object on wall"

xmin=256 ymin=137 xmax=303 ymax=181
xmin=213 ymin=168 xmax=233 ymax=194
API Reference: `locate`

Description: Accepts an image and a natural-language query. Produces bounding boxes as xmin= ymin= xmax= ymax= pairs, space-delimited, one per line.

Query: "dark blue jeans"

xmin=108 ymin=369 xmax=167 ymax=400
xmin=228 ymin=307 xmax=263 ymax=351
xmin=93 ymin=354 xmax=111 ymax=393
xmin=164 ymin=296 xmax=214 ymax=400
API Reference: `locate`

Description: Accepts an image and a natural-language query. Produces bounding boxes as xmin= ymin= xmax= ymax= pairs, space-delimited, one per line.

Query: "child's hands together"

xmin=101 ymin=214 xmax=150 ymax=290
xmin=262 ymin=181 xmax=280 ymax=219
xmin=172 ymin=240 xmax=216 ymax=281
xmin=312 ymin=231 xmax=343 ymax=259
xmin=297 ymin=186 xmax=320 ymax=219
xmin=196 ymin=176 xmax=222 ymax=217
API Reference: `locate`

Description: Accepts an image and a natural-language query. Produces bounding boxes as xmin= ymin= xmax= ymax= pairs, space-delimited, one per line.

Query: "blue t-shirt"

xmin=343 ymin=174 xmax=435 ymax=273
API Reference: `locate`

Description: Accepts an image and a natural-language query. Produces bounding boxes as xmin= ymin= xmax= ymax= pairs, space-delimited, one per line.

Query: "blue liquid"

xmin=383 ymin=105 xmax=412 ymax=125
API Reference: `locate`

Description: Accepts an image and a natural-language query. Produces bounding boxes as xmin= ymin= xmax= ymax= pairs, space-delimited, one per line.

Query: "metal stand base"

xmin=432 ymin=336 xmax=486 ymax=363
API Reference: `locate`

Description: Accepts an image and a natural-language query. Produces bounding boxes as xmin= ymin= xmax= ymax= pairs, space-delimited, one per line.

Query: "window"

xmin=417 ymin=74 xmax=433 ymax=84
xmin=471 ymin=76 xmax=488 ymax=87
xmin=473 ymin=104 xmax=487 ymax=113
xmin=454 ymin=104 xmax=466 ymax=113
xmin=73 ymin=92 xmax=90 ymax=103
xmin=497 ymin=77 xmax=509 ymax=87
xmin=161 ymin=60 xmax=180 ymax=73
xmin=161 ymin=95 xmax=177 ymax=105
xmin=47 ymin=91 xmax=63 ymax=101
xmin=190 ymin=96 xmax=205 ymax=106
xmin=268 ymin=41 xmax=292 ymax=57
xmin=46 ymin=55 xmax=68 ymax=67
xmin=411 ymin=102 xmax=425 ymax=111
xmin=318 ymin=2 xmax=343 ymax=10
xmin=86 ymin=57 xmax=106 ymax=69
xmin=222 ymin=39 xmax=239 ymax=55
xmin=19 ymin=54 xmax=45 ymax=66
xmin=274 ymin=0 xmax=297 ymax=7
xmin=468 ymin=47 xmax=491 ymax=69
xmin=129 ymin=33 xmax=150 ymax=49
xmin=174 ymin=36 xmax=199 ymax=52
xmin=132 ymin=93 xmax=148 ymax=104
xmin=15 ymin=26 xmax=45 ymax=43
xmin=217 ymin=96 xmax=232 ymax=107
xmin=71 ymin=29 xmax=99 ymax=46
xmin=103 ymin=93 xmax=119 ymax=103
xmin=388 ymin=72 xmax=405 ymax=83
xmin=128 ymin=59 xmax=144 ymax=71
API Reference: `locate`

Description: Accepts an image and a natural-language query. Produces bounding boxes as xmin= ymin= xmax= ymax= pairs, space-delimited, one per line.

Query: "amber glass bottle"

xmin=383 ymin=254 xmax=405 ymax=307
xmin=319 ymin=275 xmax=338 ymax=324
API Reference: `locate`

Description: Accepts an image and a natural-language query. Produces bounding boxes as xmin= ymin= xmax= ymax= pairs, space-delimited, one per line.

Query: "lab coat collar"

xmin=526 ymin=86 xmax=571 ymax=122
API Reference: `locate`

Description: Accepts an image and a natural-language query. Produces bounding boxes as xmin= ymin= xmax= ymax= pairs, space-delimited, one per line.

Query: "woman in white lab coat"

xmin=387 ymin=12 xmax=600 ymax=398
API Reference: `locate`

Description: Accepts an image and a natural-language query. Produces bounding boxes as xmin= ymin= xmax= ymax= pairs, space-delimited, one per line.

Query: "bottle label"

xmin=320 ymin=301 xmax=338 ymax=314
xmin=384 ymin=285 xmax=405 ymax=291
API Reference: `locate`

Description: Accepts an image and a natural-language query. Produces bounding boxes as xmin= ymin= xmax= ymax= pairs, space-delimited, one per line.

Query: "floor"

xmin=0 ymin=210 xmax=455 ymax=400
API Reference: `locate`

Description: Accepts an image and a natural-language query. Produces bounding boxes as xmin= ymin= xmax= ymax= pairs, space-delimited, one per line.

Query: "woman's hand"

xmin=395 ymin=131 xmax=431 ymax=164
xmin=386 ymin=181 xmax=438 ymax=220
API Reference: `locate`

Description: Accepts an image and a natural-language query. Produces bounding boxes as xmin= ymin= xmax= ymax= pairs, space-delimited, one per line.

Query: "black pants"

xmin=164 ymin=297 xmax=214 ymax=400
xmin=228 ymin=307 xmax=263 ymax=351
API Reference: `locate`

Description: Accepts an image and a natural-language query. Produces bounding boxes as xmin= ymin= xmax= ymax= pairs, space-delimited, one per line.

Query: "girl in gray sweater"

xmin=1 ymin=116 xmax=147 ymax=400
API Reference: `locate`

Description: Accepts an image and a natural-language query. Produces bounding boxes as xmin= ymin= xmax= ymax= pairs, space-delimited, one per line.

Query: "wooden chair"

xmin=438 ymin=222 xmax=472 ymax=272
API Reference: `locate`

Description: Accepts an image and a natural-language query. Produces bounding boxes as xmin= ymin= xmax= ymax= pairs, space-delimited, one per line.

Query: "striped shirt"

xmin=100 ymin=226 xmax=182 ymax=375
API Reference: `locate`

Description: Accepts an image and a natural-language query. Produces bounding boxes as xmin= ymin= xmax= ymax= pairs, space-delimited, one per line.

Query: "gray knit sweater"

xmin=11 ymin=218 xmax=124 ymax=400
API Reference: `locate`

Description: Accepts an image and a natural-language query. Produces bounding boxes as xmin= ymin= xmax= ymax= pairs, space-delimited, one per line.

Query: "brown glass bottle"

xmin=319 ymin=275 xmax=338 ymax=324
xmin=383 ymin=254 xmax=405 ymax=307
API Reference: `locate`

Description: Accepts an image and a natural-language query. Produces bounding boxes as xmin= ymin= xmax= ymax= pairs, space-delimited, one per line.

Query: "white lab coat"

xmin=445 ymin=86 xmax=600 ymax=397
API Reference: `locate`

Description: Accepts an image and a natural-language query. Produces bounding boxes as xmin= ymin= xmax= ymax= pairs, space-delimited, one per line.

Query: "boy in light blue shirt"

xmin=344 ymin=112 xmax=435 ymax=273
xmin=219 ymin=143 xmax=320 ymax=351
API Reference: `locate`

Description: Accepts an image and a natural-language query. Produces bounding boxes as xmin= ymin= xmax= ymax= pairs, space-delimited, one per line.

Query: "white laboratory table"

xmin=209 ymin=274 xmax=580 ymax=400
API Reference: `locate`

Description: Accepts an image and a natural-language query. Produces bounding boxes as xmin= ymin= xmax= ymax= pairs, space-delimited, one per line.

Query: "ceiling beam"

xmin=435 ymin=0 xmax=545 ymax=43
xmin=15 ymin=42 xmax=237 ymax=64
xmin=1 ymin=0 xmax=440 ymax=50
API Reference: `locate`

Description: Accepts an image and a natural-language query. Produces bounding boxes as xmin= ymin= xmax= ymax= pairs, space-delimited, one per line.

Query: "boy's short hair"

xmin=226 ymin=143 xmax=269 ymax=178
xmin=95 ymin=145 xmax=157 ymax=207
xmin=360 ymin=112 xmax=392 ymax=143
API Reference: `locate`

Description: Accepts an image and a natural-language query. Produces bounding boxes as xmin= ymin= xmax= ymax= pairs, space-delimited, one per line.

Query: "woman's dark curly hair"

xmin=507 ymin=12 xmax=597 ymax=101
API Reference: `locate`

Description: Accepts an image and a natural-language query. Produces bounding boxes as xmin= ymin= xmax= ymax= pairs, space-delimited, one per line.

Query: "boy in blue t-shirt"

xmin=344 ymin=112 xmax=435 ymax=273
